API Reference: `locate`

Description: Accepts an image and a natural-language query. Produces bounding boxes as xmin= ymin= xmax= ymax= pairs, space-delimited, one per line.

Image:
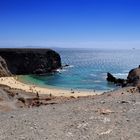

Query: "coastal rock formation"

xmin=107 ymin=66 xmax=140 ymax=88
xmin=127 ymin=65 xmax=140 ymax=86
xmin=0 ymin=48 xmax=61 ymax=76
xmin=107 ymin=73 xmax=127 ymax=87
xmin=106 ymin=73 xmax=117 ymax=83
xmin=0 ymin=56 xmax=12 ymax=77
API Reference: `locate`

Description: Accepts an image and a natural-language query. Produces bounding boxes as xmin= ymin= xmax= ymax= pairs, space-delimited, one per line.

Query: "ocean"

xmin=20 ymin=48 xmax=140 ymax=92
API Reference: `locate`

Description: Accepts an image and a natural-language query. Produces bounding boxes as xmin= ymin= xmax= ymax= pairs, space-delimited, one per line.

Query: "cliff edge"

xmin=0 ymin=48 xmax=61 ymax=76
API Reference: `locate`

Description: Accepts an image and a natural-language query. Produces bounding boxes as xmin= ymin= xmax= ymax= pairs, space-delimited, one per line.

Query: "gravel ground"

xmin=0 ymin=87 xmax=140 ymax=140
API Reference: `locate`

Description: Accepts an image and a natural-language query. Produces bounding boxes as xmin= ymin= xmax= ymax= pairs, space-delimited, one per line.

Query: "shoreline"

xmin=17 ymin=75 xmax=105 ymax=93
xmin=0 ymin=76 xmax=103 ymax=97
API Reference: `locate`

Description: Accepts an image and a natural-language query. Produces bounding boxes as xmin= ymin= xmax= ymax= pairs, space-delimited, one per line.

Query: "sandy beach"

xmin=0 ymin=76 xmax=102 ymax=98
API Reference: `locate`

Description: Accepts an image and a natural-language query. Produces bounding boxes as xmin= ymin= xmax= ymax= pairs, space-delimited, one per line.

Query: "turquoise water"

xmin=20 ymin=48 xmax=140 ymax=91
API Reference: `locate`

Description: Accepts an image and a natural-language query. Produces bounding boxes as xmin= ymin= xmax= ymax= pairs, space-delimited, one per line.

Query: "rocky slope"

xmin=0 ymin=48 xmax=61 ymax=75
xmin=0 ymin=56 xmax=12 ymax=77
xmin=0 ymin=87 xmax=140 ymax=140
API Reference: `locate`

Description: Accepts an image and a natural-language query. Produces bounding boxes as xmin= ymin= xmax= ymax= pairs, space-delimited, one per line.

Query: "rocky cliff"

xmin=0 ymin=48 xmax=61 ymax=76
xmin=0 ymin=56 xmax=12 ymax=77
xmin=127 ymin=66 xmax=140 ymax=87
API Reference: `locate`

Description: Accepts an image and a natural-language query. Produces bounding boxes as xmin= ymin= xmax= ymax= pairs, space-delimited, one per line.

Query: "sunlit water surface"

xmin=20 ymin=49 xmax=140 ymax=92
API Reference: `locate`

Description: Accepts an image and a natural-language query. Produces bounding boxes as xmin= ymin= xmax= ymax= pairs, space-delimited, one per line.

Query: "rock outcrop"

xmin=107 ymin=65 xmax=140 ymax=88
xmin=0 ymin=48 xmax=61 ymax=76
xmin=0 ymin=56 xmax=12 ymax=77
xmin=107 ymin=73 xmax=117 ymax=83
xmin=107 ymin=73 xmax=127 ymax=87
xmin=127 ymin=66 xmax=140 ymax=86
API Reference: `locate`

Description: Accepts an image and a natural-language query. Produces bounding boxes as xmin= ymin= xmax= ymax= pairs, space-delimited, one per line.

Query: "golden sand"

xmin=0 ymin=77 xmax=102 ymax=97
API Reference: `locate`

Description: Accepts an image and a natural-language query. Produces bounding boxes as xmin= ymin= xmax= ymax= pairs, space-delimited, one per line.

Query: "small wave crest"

xmin=64 ymin=65 xmax=74 ymax=68
xmin=56 ymin=65 xmax=74 ymax=73
xmin=90 ymin=74 xmax=97 ymax=77
xmin=68 ymin=65 xmax=74 ymax=68
xmin=56 ymin=69 xmax=67 ymax=73
xmin=113 ymin=73 xmax=128 ymax=78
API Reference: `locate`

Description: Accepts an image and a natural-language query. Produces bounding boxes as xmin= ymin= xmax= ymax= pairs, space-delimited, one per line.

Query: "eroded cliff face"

xmin=0 ymin=56 xmax=12 ymax=77
xmin=0 ymin=48 xmax=61 ymax=76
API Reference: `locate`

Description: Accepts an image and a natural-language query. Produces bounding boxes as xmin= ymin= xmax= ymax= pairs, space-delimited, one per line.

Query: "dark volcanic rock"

xmin=107 ymin=72 xmax=127 ymax=87
xmin=107 ymin=73 xmax=117 ymax=83
xmin=0 ymin=48 xmax=61 ymax=75
xmin=107 ymin=65 xmax=140 ymax=88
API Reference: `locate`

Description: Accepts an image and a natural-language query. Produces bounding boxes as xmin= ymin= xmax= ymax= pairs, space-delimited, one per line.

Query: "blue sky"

xmin=0 ymin=0 xmax=140 ymax=49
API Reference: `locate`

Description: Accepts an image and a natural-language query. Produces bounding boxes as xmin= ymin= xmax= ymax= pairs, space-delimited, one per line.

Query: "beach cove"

xmin=0 ymin=76 xmax=101 ymax=98
xmin=0 ymin=48 xmax=140 ymax=139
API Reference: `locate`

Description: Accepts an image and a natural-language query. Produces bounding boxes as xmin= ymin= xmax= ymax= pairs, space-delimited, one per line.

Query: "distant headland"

xmin=0 ymin=48 xmax=62 ymax=76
